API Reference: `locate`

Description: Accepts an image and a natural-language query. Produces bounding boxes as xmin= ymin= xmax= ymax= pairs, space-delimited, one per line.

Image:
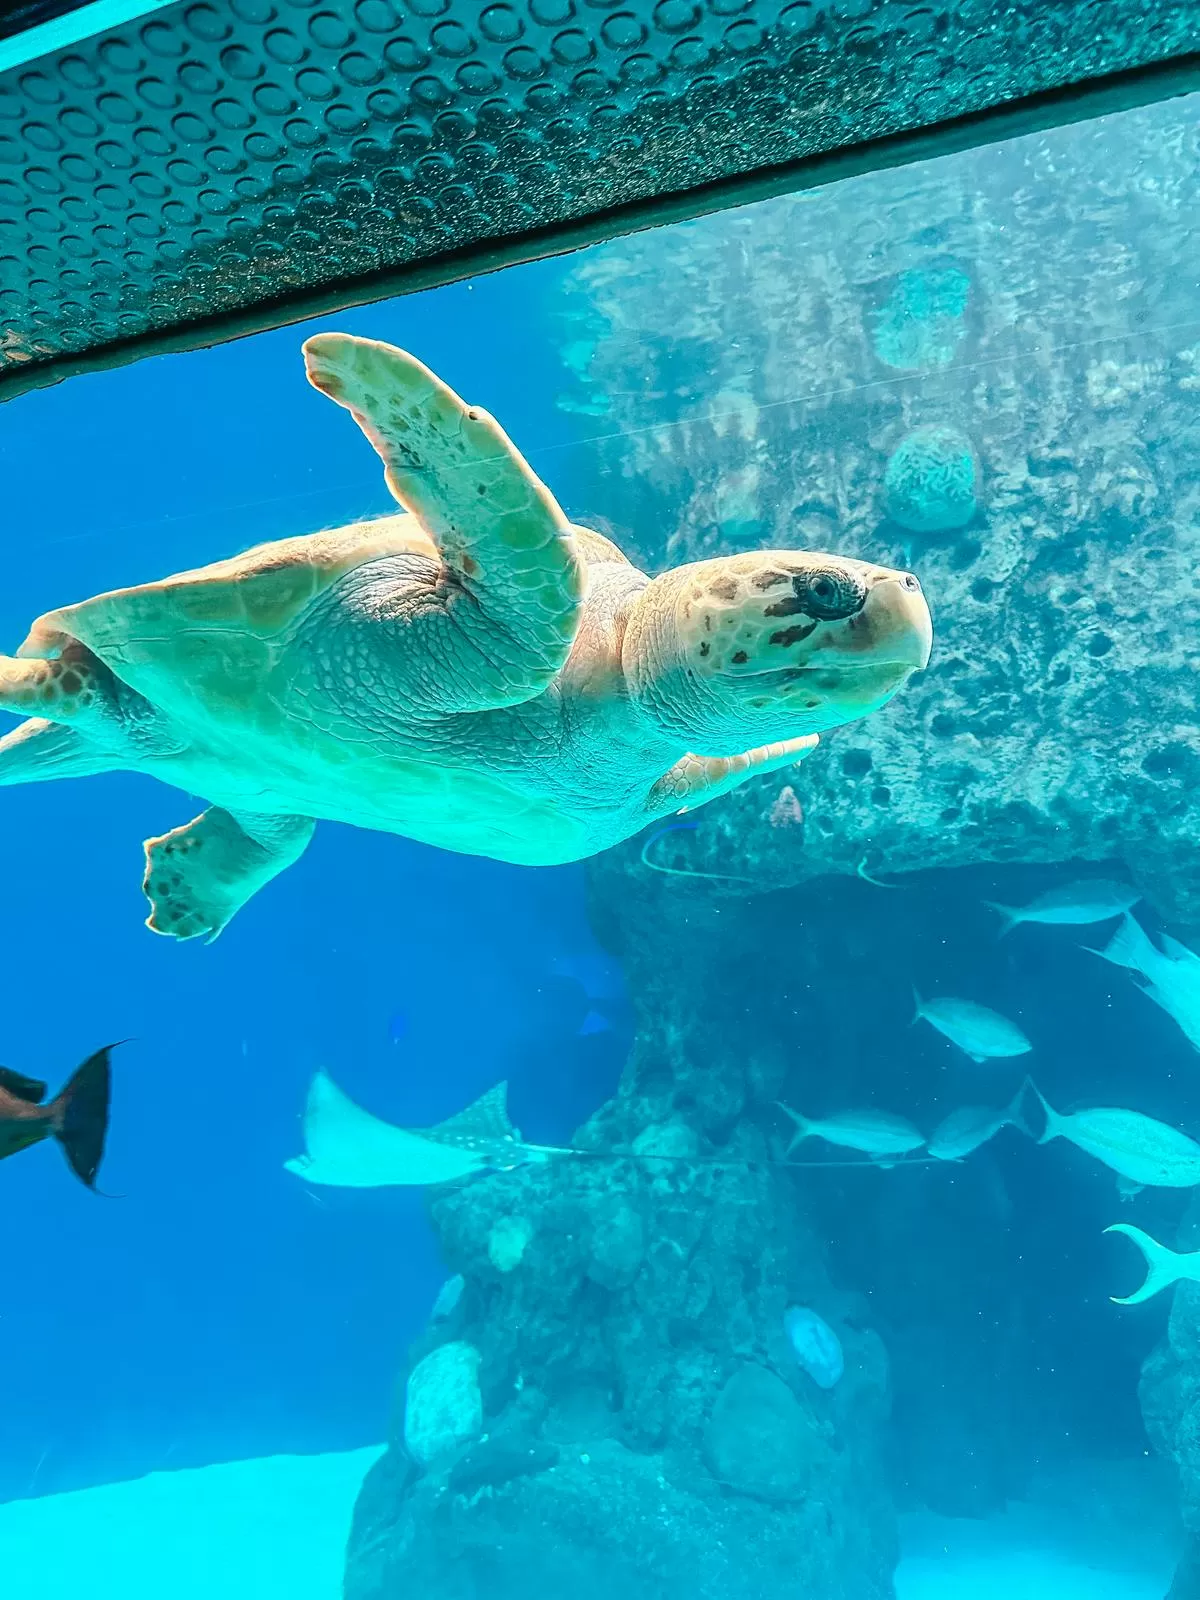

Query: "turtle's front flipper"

xmin=303 ymin=333 xmax=585 ymax=707
xmin=143 ymin=809 xmax=314 ymax=942
xmin=645 ymin=736 xmax=819 ymax=818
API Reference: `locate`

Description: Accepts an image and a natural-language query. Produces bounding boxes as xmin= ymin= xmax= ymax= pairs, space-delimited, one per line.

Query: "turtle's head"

xmin=623 ymin=551 xmax=932 ymax=752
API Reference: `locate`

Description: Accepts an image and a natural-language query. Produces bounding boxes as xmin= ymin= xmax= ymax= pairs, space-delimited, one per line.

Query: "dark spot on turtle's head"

xmin=699 ymin=641 xmax=710 ymax=657
xmin=703 ymin=614 xmax=713 ymax=632
xmin=709 ymin=576 xmax=739 ymax=602
xmin=732 ymin=649 xmax=748 ymax=664
xmin=769 ymin=622 xmax=817 ymax=649
xmin=58 ymin=670 xmax=81 ymax=695
xmin=476 ymin=484 xmax=486 ymax=495
xmin=752 ymin=570 xmax=790 ymax=592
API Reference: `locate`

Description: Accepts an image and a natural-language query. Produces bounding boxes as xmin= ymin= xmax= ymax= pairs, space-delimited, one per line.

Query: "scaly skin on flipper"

xmin=645 ymin=736 xmax=821 ymax=817
xmin=0 ymin=334 xmax=934 ymax=941
xmin=0 ymin=719 xmax=114 ymax=785
xmin=0 ymin=641 xmax=181 ymax=780
xmin=302 ymin=333 xmax=586 ymax=710
xmin=0 ymin=644 xmax=123 ymax=725
xmin=143 ymin=808 xmax=315 ymax=942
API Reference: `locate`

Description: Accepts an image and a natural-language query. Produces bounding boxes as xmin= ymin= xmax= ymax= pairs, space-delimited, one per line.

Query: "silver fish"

xmin=1088 ymin=914 xmax=1200 ymax=1052
xmin=778 ymin=1104 xmax=925 ymax=1158
xmin=985 ymin=879 xmax=1139 ymax=937
xmin=1106 ymin=1223 xmax=1200 ymax=1305
xmin=928 ymin=1085 xmax=1029 ymax=1161
xmin=1034 ymin=1085 xmax=1200 ymax=1188
xmin=912 ymin=989 xmax=1032 ymax=1064
xmin=284 ymin=1073 xmax=563 ymax=1188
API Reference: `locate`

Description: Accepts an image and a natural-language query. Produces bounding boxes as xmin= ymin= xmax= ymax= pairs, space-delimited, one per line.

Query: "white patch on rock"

xmin=403 ymin=1341 xmax=483 ymax=1466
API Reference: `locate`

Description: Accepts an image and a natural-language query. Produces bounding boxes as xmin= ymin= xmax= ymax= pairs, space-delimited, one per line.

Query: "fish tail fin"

xmin=50 ymin=1044 xmax=113 ymax=1189
xmin=1027 ymin=1081 xmax=1062 ymax=1145
xmin=1086 ymin=912 xmax=1159 ymax=976
xmin=1105 ymin=1223 xmax=1188 ymax=1305
xmin=775 ymin=1102 xmax=811 ymax=1151
xmin=1004 ymin=1078 xmax=1033 ymax=1137
xmin=910 ymin=986 xmax=923 ymax=1026
xmin=983 ymin=901 xmax=1019 ymax=938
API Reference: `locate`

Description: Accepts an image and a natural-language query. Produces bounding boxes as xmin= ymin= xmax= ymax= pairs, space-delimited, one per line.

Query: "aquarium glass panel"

xmin=0 ymin=78 xmax=1198 ymax=1600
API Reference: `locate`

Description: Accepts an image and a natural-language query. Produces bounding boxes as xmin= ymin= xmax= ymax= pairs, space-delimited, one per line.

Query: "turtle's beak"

xmin=867 ymin=571 xmax=933 ymax=671
xmin=807 ymin=568 xmax=932 ymax=674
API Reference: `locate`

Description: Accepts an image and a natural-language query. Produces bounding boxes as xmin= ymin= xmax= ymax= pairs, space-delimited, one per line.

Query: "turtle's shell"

xmin=18 ymin=516 xmax=429 ymax=727
xmin=17 ymin=515 xmax=631 ymax=742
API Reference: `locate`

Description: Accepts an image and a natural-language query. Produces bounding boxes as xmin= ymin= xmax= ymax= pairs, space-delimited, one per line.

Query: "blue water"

xmin=0 ymin=100 xmax=1197 ymax=1600
xmin=0 ymin=258 xmax=630 ymax=1499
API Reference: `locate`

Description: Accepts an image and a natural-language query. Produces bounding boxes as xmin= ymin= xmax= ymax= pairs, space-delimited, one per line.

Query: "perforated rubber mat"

xmin=0 ymin=0 xmax=1198 ymax=399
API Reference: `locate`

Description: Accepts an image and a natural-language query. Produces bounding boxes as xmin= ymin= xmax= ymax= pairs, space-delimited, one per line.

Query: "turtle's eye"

xmin=797 ymin=568 xmax=867 ymax=621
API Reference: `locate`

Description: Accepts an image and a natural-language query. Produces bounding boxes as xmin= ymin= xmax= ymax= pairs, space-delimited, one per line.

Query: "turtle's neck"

xmin=621 ymin=568 xmax=743 ymax=753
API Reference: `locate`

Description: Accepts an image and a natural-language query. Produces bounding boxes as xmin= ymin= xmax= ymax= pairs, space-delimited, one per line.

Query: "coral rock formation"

xmin=345 ymin=913 xmax=897 ymax=1600
xmin=554 ymin=98 xmax=1200 ymax=929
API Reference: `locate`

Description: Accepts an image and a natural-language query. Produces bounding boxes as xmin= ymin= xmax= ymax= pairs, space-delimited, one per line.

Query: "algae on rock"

xmin=554 ymin=98 xmax=1200 ymax=929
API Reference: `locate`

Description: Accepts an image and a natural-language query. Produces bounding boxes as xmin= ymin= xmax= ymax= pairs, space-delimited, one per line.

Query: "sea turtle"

xmin=0 ymin=334 xmax=932 ymax=941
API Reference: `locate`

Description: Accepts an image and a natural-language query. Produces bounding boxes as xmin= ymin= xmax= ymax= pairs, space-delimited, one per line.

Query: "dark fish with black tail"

xmin=0 ymin=1046 xmax=113 ymax=1187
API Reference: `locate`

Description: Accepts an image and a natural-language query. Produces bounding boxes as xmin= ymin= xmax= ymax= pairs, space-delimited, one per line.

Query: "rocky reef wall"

xmin=343 ymin=898 xmax=900 ymax=1600
xmin=341 ymin=99 xmax=1200 ymax=1597
xmin=341 ymin=859 xmax=1141 ymax=1597
xmin=552 ymin=96 xmax=1200 ymax=928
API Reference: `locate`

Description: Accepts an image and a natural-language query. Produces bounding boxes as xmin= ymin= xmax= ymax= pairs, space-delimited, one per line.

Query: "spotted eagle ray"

xmin=284 ymin=1073 xmax=943 ymax=1189
xmin=283 ymin=1072 xmax=566 ymax=1188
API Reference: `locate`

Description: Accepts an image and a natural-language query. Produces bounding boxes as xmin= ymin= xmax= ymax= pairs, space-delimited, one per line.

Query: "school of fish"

xmin=282 ymin=877 xmax=1200 ymax=1315
xmin=3 ymin=875 xmax=1191 ymax=1320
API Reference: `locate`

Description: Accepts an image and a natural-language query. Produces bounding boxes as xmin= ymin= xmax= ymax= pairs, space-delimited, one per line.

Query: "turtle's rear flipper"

xmin=0 ymin=718 xmax=113 ymax=785
xmin=143 ymin=808 xmax=315 ymax=942
xmin=0 ymin=647 xmax=119 ymax=724
xmin=0 ymin=647 xmax=163 ymax=777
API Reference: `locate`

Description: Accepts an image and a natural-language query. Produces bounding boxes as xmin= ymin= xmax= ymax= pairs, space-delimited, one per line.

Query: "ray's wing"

xmin=428 ymin=1082 xmax=515 ymax=1145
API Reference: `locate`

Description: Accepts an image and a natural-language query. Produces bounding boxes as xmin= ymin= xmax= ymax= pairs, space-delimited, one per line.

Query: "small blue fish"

xmin=985 ymin=879 xmax=1140 ymax=937
xmin=928 ymin=1084 xmax=1030 ymax=1160
xmin=912 ymin=988 xmax=1031 ymax=1064
xmin=577 ymin=1009 xmax=612 ymax=1038
xmin=547 ymin=950 xmax=626 ymax=1005
xmin=778 ymin=1103 xmax=924 ymax=1158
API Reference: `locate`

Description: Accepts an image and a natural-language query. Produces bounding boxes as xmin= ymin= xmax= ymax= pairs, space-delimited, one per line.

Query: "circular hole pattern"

xmin=0 ymin=0 xmax=1149 ymax=382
